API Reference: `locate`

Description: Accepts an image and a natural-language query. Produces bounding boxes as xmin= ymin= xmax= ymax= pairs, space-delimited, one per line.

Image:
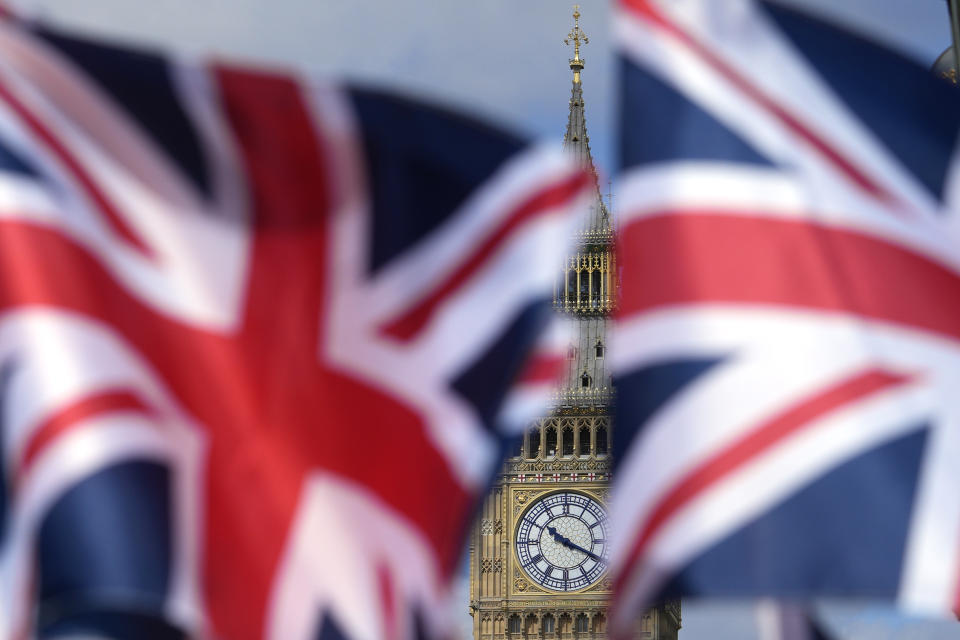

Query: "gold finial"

xmin=564 ymin=4 xmax=589 ymax=80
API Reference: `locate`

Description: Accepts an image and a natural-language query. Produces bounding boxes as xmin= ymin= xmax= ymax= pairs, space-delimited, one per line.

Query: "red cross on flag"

xmin=0 ymin=12 xmax=591 ymax=640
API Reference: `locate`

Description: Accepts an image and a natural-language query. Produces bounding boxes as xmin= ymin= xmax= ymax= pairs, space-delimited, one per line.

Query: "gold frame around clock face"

xmin=514 ymin=490 xmax=609 ymax=592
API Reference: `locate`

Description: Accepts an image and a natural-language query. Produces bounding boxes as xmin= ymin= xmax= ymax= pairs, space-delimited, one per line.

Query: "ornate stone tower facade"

xmin=468 ymin=7 xmax=681 ymax=640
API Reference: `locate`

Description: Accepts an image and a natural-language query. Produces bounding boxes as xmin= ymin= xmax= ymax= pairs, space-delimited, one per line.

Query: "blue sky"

xmin=14 ymin=0 xmax=960 ymax=638
xmin=11 ymin=0 xmax=953 ymax=182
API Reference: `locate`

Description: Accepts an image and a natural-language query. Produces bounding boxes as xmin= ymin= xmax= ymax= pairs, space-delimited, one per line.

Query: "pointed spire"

xmin=561 ymin=5 xmax=609 ymax=236
xmin=564 ymin=4 xmax=588 ymax=83
xmin=562 ymin=4 xmax=593 ymax=171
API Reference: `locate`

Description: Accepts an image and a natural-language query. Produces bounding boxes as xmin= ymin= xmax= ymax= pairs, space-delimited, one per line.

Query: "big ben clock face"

xmin=515 ymin=491 xmax=609 ymax=592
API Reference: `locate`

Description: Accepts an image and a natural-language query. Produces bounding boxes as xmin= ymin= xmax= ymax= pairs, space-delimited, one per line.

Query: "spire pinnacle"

xmin=564 ymin=4 xmax=588 ymax=82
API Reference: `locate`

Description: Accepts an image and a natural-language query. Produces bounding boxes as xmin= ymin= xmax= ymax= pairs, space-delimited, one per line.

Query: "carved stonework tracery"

xmin=480 ymin=559 xmax=503 ymax=574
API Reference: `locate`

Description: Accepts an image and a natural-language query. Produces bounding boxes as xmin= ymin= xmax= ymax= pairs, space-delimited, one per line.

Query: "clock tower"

xmin=468 ymin=7 xmax=681 ymax=639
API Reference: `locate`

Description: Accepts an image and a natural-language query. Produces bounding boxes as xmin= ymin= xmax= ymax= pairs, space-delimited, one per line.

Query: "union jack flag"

xmin=0 ymin=14 xmax=590 ymax=640
xmin=755 ymin=601 xmax=834 ymax=640
xmin=609 ymin=0 xmax=960 ymax=631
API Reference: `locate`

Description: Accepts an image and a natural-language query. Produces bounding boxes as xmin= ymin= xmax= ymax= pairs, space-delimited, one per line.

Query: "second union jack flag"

xmin=0 ymin=12 xmax=591 ymax=640
xmin=609 ymin=0 xmax=960 ymax=630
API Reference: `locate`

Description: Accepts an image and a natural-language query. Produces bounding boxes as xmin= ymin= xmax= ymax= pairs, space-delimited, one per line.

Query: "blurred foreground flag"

xmin=609 ymin=0 xmax=960 ymax=631
xmin=0 ymin=12 xmax=591 ymax=640
xmin=755 ymin=601 xmax=834 ymax=640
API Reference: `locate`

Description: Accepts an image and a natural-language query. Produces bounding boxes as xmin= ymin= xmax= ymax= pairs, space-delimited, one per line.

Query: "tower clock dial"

xmin=514 ymin=491 xmax=609 ymax=592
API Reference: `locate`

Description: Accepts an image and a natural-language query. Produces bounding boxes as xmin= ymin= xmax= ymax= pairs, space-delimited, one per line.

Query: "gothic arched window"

xmin=528 ymin=428 xmax=541 ymax=459
xmin=562 ymin=425 xmax=574 ymax=456
xmin=525 ymin=614 xmax=538 ymax=635
xmin=591 ymin=270 xmax=602 ymax=308
xmin=593 ymin=613 xmax=607 ymax=633
xmin=545 ymin=426 xmax=557 ymax=458
xmin=576 ymin=614 xmax=589 ymax=633
xmin=508 ymin=615 xmax=521 ymax=634
xmin=542 ymin=614 xmax=555 ymax=634
xmin=581 ymin=372 xmax=592 ymax=388
xmin=595 ymin=340 xmax=604 ymax=358
xmin=596 ymin=424 xmax=608 ymax=455
xmin=578 ymin=426 xmax=591 ymax=455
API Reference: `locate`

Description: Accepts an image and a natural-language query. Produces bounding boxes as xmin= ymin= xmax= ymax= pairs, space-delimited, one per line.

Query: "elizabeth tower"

xmin=468 ymin=7 xmax=681 ymax=640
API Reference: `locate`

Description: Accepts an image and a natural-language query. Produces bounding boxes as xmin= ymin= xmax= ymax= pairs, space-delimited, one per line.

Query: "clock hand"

xmin=545 ymin=524 xmax=572 ymax=546
xmin=568 ymin=542 xmax=606 ymax=564
xmin=545 ymin=525 xmax=606 ymax=564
